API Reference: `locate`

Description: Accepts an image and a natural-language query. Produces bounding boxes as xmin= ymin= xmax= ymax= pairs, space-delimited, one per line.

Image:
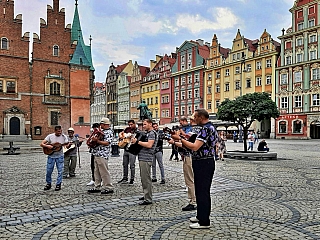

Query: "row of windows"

xmin=174 ymin=74 xmax=199 ymax=86
xmin=174 ymin=89 xmax=200 ymax=100
xmin=161 ymin=109 xmax=170 ymax=117
xmin=0 ymin=80 xmax=16 ymax=93
xmin=297 ymin=18 xmax=315 ymax=31
xmin=280 ymin=94 xmax=320 ymax=108
xmin=174 ymin=105 xmax=199 ymax=116
xmin=280 ymin=68 xmax=320 ymax=84
xmin=285 ymin=50 xmax=318 ymax=65
xmin=142 ymin=84 xmax=158 ymax=93
xmin=278 ymin=119 xmax=303 ymax=134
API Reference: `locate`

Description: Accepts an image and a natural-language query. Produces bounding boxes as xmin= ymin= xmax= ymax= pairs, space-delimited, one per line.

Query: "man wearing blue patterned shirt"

xmin=88 ymin=117 xmax=114 ymax=195
xmin=171 ymin=109 xmax=218 ymax=229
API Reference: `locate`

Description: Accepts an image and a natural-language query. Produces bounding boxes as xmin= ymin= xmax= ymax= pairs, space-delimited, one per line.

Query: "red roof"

xmin=127 ymin=76 xmax=132 ymax=84
xmin=244 ymin=38 xmax=258 ymax=52
xmin=220 ymin=46 xmax=230 ymax=59
xmin=116 ymin=62 xmax=129 ymax=73
xmin=139 ymin=66 xmax=150 ymax=78
xmin=198 ymin=45 xmax=210 ymax=59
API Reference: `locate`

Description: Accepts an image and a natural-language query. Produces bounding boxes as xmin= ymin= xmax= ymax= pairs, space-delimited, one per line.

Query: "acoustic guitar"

xmin=43 ymin=142 xmax=63 ymax=155
xmin=63 ymin=143 xmax=76 ymax=154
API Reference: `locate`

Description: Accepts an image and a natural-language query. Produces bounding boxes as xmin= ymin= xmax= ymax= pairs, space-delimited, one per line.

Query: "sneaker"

xmin=152 ymin=179 xmax=157 ymax=182
xmin=101 ymin=189 xmax=114 ymax=194
xmin=189 ymin=223 xmax=210 ymax=229
xmin=87 ymin=180 xmax=95 ymax=186
xmin=182 ymin=204 xmax=197 ymax=211
xmin=129 ymin=179 xmax=134 ymax=184
xmin=55 ymin=184 xmax=61 ymax=191
xmin=160 ymin=180 xmax=165 ymax=184
xmin=189 ymin=217 xmax=199 ymax=223
xmin=118 ymin=178 xmax=128 ymax=184
xmin=87 ymin=188 xmax=101 ymax=193
xmin=138 ymin=201 xmax=152 ymax=205
xmin=139 ymin=196 xmax=144 ymax=200
xmin=44 ymin=184 xmax=51 ymax=191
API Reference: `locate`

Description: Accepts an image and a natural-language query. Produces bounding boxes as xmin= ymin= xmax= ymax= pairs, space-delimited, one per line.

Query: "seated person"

xmin=257 ymin=139 xmax=269 ymax=152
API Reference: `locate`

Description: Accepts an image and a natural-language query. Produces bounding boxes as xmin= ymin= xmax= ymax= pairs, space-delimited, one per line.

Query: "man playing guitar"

xmin=117 ymin=120 xmax=139 ymax=184
xmin=40 ymin=125 xmax=69 ymax=191
xmin=63 ymin=127 xmax=83 ymax=178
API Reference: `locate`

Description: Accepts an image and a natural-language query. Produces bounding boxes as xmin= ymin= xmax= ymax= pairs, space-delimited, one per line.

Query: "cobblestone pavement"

xmin=0 ymin=139 xmax=320 ymax=239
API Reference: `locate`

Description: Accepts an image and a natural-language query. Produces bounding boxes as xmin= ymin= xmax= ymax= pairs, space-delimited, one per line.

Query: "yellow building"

xmin=141 ymin=55 xmax=162 ymax=123
xmin=205 ymin=29 xmax=280 ymax=138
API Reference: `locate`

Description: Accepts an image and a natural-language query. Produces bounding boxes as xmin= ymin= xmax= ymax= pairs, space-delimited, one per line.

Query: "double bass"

xmin=86 ymin=128 xmax=105 ymax=148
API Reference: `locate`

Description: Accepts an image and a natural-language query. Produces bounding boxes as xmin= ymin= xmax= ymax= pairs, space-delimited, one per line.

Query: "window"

xmin=175 ymin=107 xmax=179 ymax=116
xmin=313 ymin=94 xmax=320 ymax=105
xmin=312 ymin=68 xmax=320 ymax=80
xmin=309 ymin=19 xmax=315 ymax=27
xmin=188 ymin=53 xmax=192 ymax=60
xmin=256 ymin=77 xmax=262 ymax=86
xmin=246 ymin=64 xmax=252 ymax=71
xmin=233 ymin=54 xmax=236 ymax=60
xmin=216 ymin=84 xmax=220 ymax=93
xmin=195 ymin=74 xmax=199 ymax=82
xmin=206 ymin=101 xmax=211 ymax=110
xmin=155 ymin=97 xmax=158 ymax=104
xmin=53 ymin=45 xmax=59 ymax=56
xmin=188 ymin=90 xmax=192 ymax=99
xmin=188 ymin=63 xmax=191 ymax=69
xmin=181 ymin=91 xmax=185 ymax=100
xmin=235 ymin=66 xmax=240 ymax=74
xmin=78 ymin=117 xmax=84 ymax=124
xmin=297 ymin=22 xmax=303 ymax=31
xmin=51 ymin=111 xmax=59 ymax=125
xmin=1 ymin=37 xmax=9 ymax=50
xmin=225 ymin=83 xmax=230 ymax=92
xmin=175 ymin=92 xmax=179 ymax=101
xmin=181 ymin=55 xmax=185 ymax=63
xmin=279 ymin=121 xmax=287 ymax=133
xmin=181 ymin=77 xmax=186 ymax=85
xmin=216 ymin=100 xmax=220 ymax=109
xmin=175 ymin=79 xmax=179 ymax=87
xmin=188 ymin=75 xmax=192 ymax=84
xmin=207 ymin=86 xmax=212 ymax=94
xmin=309 ymin=6 xmax=315 ymax=14
xmin=297 ymin=38 xmax=303 ymax=46
xmin=208 ymin=74 xmax=212 ymax=80
xmin=181 ymin=65 xmax=185 ymax=71
xmin=310 ymin=35 xmax=317 ymax=43
xmin=6 ymin=81 xmax=16 ymax=93
xmin=194 ymin=89 xmax=199 ymax=98
xmin=294 ymin=96 xmax=302 ymax=107
xmin=281 ymin=97 xmax=288 ymax=108
xmin=246 ymin=79 xmax=251 ymax=88
xmin=256 ymin=61 xmax=261 ymax=70
xmin=162 ymin=95 xmax=169 ymax=103
xmin=266 ymin=76 xmax=272 ymax=85
xmin=50 ymin=82 xmax=60 ymax=95
xmin=225 ymin=69 xmax=230 ymax=76
xmin=286 ymin=56 xmax=292 ymax=65
xmin=310 ymin=50 xmax=316 ymax=60
xmin=294 ymin=71 xmax=302 ymax=82
xmin=293 ymin=120 xmax=302 ymax=133
xmin=161 ymin=81 xmax=169 ymax=89
xmin=281 ymin=74 xmax=288 ymax=84
xmin=297 ymin=53 xmax=303 ymax=63
xmin=266 ymin=59 xmax=272 ymax=68
xmin=181 ymin=106 xmax=185 ymax=115
xmin=216 ymin=71 xmax=220 ymax=78
xmin=235 ymin=81 xmax=240 ymax=90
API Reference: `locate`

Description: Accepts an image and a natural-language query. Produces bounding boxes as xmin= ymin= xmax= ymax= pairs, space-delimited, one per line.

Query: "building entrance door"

xmin=10 ymin=117 xmax=20 ymax=135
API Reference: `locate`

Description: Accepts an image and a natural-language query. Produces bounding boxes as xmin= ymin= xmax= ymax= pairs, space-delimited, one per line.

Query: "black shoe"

xmin=152 ymin=179 xmax=157 ymax=182
xmin=160 ymin=180 xmax=165 ymax=184
xmin=139 ymin=196 xmax=144 ymax=200
xmin=182 ymin=204 xmax=197 ymax=211
xmin=44 ymin=184 xmax=51 ymax=191
xmin=139 ymin=201 xmax=152 ymax=205
xmin=88 ymin=188 xmax=101 ymax=193
xmin=101 ymin=189 xmax=114 ymax=194
xmin=129 ymin=179 xmax=134 ymax=184
xmin=174 ymin=158 xmax=179 ymax=161
xmin=169 ymin=158 xmax=172 ymax=161
xmin=69 ymin=174 xmax=75 ymax=177
xmin=55 ymin=184 xmax=61 ymax=191
xmin=118 ymin=178 xmax=128 ymax=184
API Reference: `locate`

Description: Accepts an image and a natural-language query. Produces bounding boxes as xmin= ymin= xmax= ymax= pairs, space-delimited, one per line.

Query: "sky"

xmin=15 ymin=0 xmax=294 ymax=83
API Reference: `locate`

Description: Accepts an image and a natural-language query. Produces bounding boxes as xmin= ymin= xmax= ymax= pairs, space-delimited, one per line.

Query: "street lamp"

xmin=238 ymin=53 xmax=246 ymax=143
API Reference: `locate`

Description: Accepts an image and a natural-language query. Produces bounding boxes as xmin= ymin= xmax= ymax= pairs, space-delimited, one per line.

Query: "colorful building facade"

xmin=276 ymin=0 xmax=320 ymax=139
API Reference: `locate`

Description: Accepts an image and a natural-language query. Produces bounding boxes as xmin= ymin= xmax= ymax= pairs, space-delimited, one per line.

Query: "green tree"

xmin=217 ymin=92 xmax=280 ymax=152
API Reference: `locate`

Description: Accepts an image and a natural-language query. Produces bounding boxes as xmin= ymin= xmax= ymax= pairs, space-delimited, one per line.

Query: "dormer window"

xmin=53 ymin=45 xmax=59 ymax=56
xmin=1 ymin=37 xmax=9 ymax=50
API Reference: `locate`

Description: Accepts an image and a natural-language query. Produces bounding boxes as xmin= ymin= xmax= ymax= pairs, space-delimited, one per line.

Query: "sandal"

xmin=55 ymin=184 xmax=61 ymax=191
xmin=44 ymin=184 xmax=51 ymax=191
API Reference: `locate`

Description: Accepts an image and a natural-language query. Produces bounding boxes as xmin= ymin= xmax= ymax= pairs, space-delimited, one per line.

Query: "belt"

xmin=192 ymin=156 xmax=215 ymax=161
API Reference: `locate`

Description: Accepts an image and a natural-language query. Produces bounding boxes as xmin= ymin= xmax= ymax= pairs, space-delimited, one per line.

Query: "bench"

xmin=225 ymin=151 xmax=277 ymax=160
xmin=0 ymin=135 xmax=30 ymax=155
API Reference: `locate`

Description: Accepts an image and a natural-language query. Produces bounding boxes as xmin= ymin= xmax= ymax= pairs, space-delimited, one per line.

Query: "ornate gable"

xmin=4 ymin=106 xmax=25 ymax=114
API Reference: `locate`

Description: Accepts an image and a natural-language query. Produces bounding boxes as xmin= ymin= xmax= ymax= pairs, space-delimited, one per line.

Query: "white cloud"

xmin=175 ymin=7 xmax=240 ymax=34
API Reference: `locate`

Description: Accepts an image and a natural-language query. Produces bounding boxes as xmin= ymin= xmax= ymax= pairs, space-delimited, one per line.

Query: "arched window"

xmin=53 ymin=45 xmax=59 ymax=56
xmin=279 ymin=120 xmax=287 ymax=133
xmin=293 ymin=119 xmax=302 ymax=133
xmin=50 ymin=82 xmax=60 ymax=95
xmin=1 ymin=37 xmax=9 ymax=50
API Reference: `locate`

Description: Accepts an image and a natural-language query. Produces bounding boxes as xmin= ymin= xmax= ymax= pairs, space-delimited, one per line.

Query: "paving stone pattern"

xmin=0 ymin=139 xmax=320 ymax=239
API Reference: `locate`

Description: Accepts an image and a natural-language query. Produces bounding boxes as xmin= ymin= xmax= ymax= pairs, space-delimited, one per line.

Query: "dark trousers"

xmin=91 ymin=154 xmax=95 ymax=181
xmin=170 ymin=146 xmax=179 ymax=160
xmin=192 ymin=158 xmax=215 ymax=226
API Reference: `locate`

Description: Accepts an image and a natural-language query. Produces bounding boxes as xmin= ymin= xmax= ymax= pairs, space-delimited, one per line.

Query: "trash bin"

xmin=111 ymin=140 xmax=120 ymax=157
